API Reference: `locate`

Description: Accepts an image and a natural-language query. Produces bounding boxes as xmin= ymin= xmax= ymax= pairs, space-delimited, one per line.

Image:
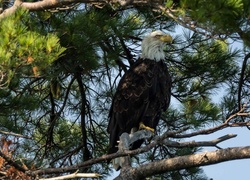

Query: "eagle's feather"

xmin=107 ymin=31 xmax=172 ymax=170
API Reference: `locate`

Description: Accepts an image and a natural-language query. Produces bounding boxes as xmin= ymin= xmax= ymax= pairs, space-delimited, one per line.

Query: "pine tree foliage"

xmin=0 ymin=0 xmax=249 ymax=179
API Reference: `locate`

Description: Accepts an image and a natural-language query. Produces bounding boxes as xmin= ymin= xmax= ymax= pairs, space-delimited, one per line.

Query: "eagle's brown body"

xmin=107 ymin=58 xmax=171 ymax=155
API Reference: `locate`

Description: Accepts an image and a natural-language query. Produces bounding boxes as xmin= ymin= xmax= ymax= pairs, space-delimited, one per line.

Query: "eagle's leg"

xmin=139 ymin=122 xmax=155 ymax=133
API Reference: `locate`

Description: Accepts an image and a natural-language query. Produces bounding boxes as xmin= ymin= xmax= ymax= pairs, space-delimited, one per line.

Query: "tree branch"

xmin=26 ymin=109 xmax=250 ymax=177
xmin=0 ymin=130 xmax=32 ymax=139
xmin=0 ymin=150 xmax=27 ymax=173
xmin=28 ymin=128 xmax=188 ymax=176
xmin=75 ymin=72 xmax=91 ymax=163
xmin=238 ymin=53 xmax=250 ymax=110
xmin=28 ymin=127 xmax=237 ymax=177
xmin=156 ymin=5 xmax=210 ymax=37
xmin=164 ymin=134 xmax=237 ymax=149
xmin=39 ymin=171 xmax=101 ymax=180
xmin=24 ymin=105 xmax=250 ymax=177
xmin=113 ymin=130 xmax=154 ymax=170
xmin=115 ymin=146 xmax=250 ymax=179
xmin=172 ymin=107 xmax=250 ymax=139
xmin=0 ymin=0 xmax=165 ymax=19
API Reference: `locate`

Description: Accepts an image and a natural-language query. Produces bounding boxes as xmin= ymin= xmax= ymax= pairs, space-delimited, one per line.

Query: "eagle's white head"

xmin=140 ymin=30 xmax=172 ymax=61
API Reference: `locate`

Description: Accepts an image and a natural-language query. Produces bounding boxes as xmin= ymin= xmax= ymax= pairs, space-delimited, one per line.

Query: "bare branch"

xmin=0 ymin=130 xmax=32 ymax=139
xmin=164 ymin=134 xmax=237 ymax=148
xmin=115 ymin=146 xmax=250 ymax=179
xmin=0 ymin=0 xmax=85 ymax=19
xmin=157 ymin=5 xmax=213 ymax=38
xmin=173 ymin=107 xmax=250 ymax=139
xmin=225 ymin=103 xmax=250 ymax=123
xmin=39 ymin=171 xmax=101 ymax=180
xmin=0 ymin=0 xmax=166 ymax=19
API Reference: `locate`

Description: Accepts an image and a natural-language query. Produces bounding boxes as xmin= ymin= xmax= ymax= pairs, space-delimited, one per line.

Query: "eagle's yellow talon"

xmin=139 ymin=122 xmax=155 ymax=133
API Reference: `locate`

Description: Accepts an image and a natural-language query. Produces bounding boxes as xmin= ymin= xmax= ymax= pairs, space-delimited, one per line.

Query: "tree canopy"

xmin=0 ymin=0 xmax=250 ymax=179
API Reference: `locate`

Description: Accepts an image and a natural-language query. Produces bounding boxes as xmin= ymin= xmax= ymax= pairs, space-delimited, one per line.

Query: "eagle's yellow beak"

xmin=160 ymin=35 xmax=173 ymax=43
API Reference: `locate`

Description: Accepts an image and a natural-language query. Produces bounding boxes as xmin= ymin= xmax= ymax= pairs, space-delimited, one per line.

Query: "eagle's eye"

xmin=154 ymin=35 xmax=162 ymax=38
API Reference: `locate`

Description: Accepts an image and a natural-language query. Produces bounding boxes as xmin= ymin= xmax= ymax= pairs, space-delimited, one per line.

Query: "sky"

xmin=200 ymin=35 xmax=250 ymax=180
xmin=199 ymin=127 xmax=250 ymax=180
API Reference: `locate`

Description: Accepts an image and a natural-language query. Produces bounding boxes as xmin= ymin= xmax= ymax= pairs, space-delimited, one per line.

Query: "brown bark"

xmin=0 ymin=0 xmax=161 ymax=19
xmin=115 ymin=146 xmax=250 ymax=179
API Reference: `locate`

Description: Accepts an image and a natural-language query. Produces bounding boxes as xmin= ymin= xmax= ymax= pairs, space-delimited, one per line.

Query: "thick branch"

xmin=0 ymin=0 xmax=161 ymax=19
xmin=115 ymin=146 xmax=250 ymax=180
xmin=238 ymin=53 xmax=250 ymax=110
xmin=0 ymin=0 xmax=91 ymax=19
xmin=75 ymin=73 xmax=91 ymax=163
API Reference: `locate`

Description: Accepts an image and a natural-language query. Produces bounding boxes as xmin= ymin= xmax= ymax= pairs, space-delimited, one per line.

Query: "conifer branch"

xmin=39 ymin=171 xmax=101 ymax=180
xmin=0 ymin=0 xmax=165 ymax=19
xmin=28 ymin=126 xmax=239 ymax=177
xmin=238 ymin=53 xmax=250 ymax=110
xmin=0 ymin=130 xmax=32 ymax=139
xmin=164 ymin=134 xmax=237 ymax=148
xmin=115 ymin=146 xmax=250 ymax=179
xmin=172 ymin=107 xmax=250 ymax=139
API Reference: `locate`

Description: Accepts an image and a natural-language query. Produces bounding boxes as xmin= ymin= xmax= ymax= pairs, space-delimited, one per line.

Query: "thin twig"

xmin=163 ymin=134 xmax=237 ymax=148
xmin=173 ymin=107 xmax=250 ymax=139
xmin=39 ymin=171 xmax=101 ymax=180
xmin=0 ymin=130 xmax=32 ymax=139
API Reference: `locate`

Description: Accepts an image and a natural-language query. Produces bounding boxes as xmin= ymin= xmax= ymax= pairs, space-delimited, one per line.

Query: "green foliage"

xmin=33 ymin=118 xmax=81 ymax=149
xmin=47 ymin=7 xmax=142 ymax=75
xmin=0 ymin=8 xmax=65 ymax=83
xmin=181 ymin=0 xmax=244 ymax=32
xmin=165 ymin=0 xmax=174 ymax=8
xmin=179 ymin=0 xmax=250 ymax=47
xmin=183 ymin=97 xmax=221 ymax=127
xmin=170 ymin=32 xmax=238 ymax=104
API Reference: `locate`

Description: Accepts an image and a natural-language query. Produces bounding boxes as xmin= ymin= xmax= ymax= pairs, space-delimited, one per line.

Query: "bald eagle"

xmin=107 ymin=30 xmax=172 ymax=169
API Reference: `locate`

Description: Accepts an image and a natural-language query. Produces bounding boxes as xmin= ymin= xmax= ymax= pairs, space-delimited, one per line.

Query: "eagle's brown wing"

xmin=107 ymin=59 xmax=171 ymax=154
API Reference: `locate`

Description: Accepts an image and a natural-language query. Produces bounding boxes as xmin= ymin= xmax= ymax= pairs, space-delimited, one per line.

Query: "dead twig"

xmin=163 ymin=134 xmax=237 ymax=149
xmin=39 ymin=170 xmax=101 ymax=180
